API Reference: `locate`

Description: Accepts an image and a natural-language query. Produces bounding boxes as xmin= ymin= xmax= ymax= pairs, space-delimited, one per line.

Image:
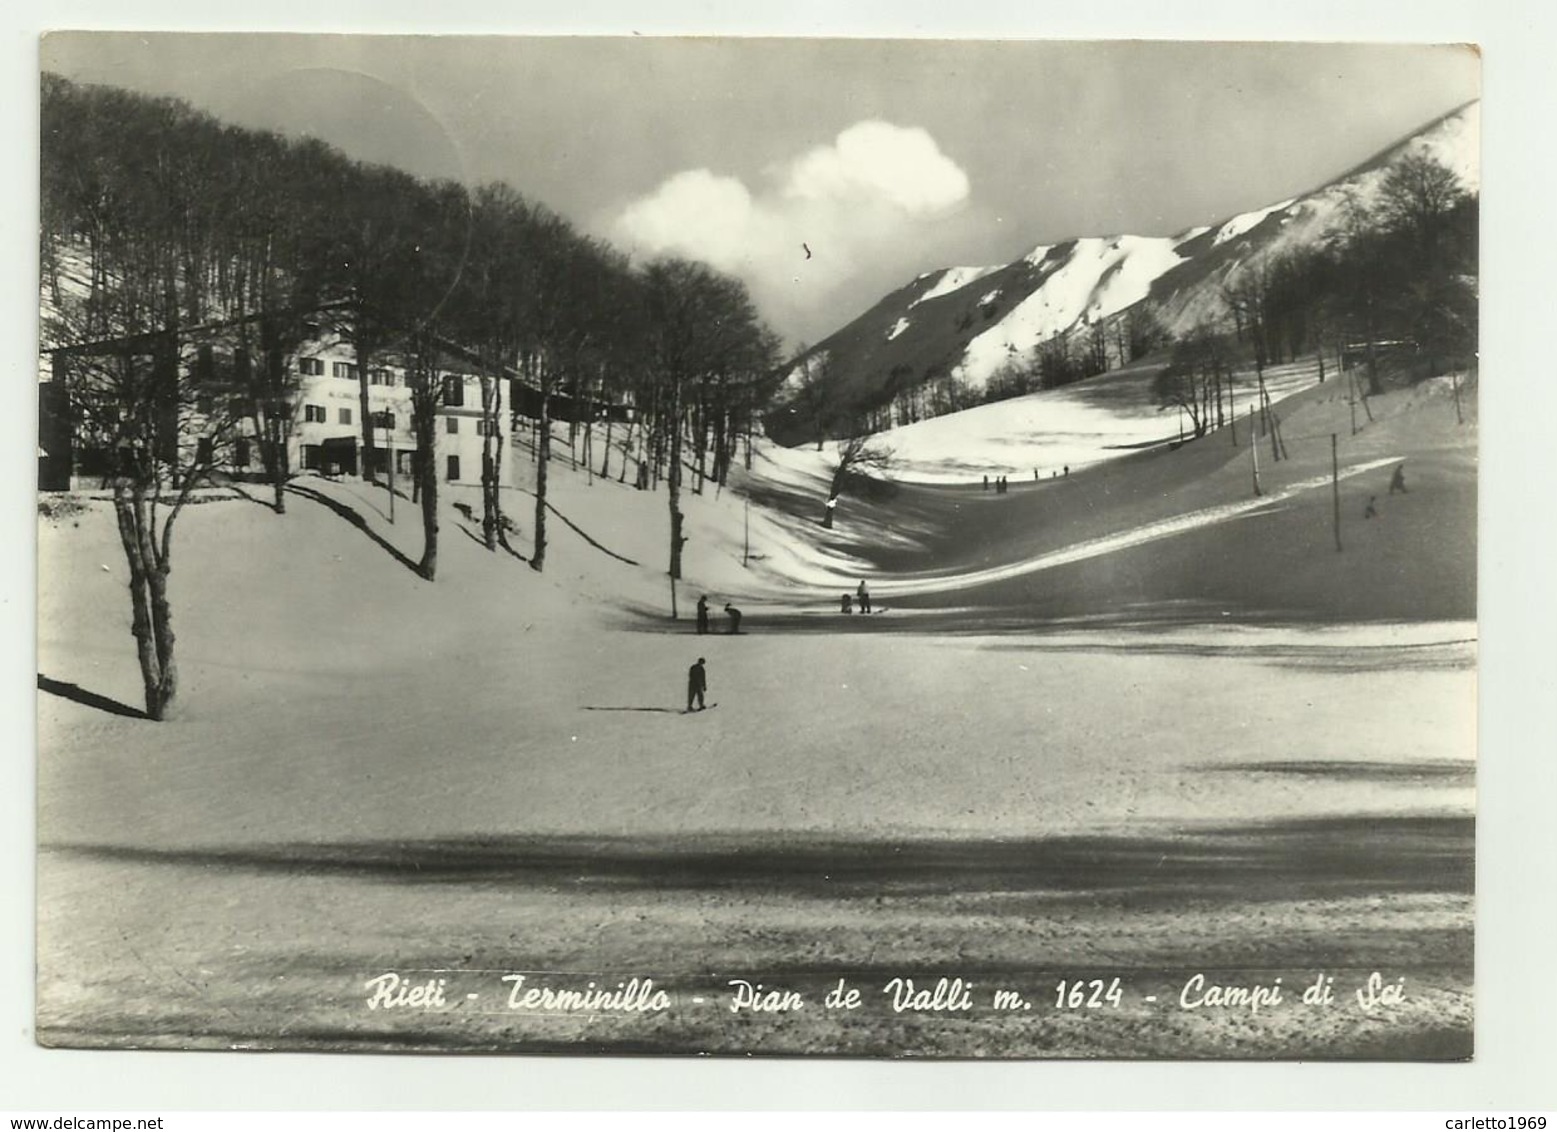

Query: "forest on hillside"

xmin=1146 ymin=156 xmax=1479 ymax=440
xmin=39 ymin=73 xmax=786 ymax=718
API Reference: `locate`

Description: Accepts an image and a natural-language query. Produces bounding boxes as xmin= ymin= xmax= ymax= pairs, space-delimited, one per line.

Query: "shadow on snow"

xmin=50 ymin=814 xmax=1473 ymax=906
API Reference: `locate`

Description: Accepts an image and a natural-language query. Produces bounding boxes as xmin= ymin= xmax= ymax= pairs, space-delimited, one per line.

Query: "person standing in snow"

xmin=696 ymin=594 xmax=710 ymax=635
xmin=687 ymin=658 xmax=707 ymax=712
xmin=857 ymin=580 xmax=871 ymax=615
xmin=1389 ymin=464 xmax=1408 ymax=494
xmin=841 ymin=593 xmax=854 ymax=615
xmin=724 ymin=603 xmax=743 ymax=634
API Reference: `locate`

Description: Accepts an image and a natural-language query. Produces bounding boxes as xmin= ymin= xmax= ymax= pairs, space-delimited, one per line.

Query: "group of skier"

xmin=840 ymin=579 xmax=872 ymax=615
xmin=985 ymin=466 xmax=1068 ymax=491
xmin=1364 ymin=463 xmax=1410 ymax=520
xmin=694 ymin=594 xmax=742 ymax=636
xmin=689 ymin=578 xmax=876 ymax=711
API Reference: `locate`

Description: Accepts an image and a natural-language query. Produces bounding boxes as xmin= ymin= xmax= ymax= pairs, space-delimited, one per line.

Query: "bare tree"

xmin=461 ymin=184 xmax=537 ymax=550
xmin=1376 ymin=151 xmax=1468 ymax=254
xmin=822 ymin=431 xmax=894 ymax=529
xmin=402 ymin=330 xmax=444 ymax=580
xmin=642 ymin=258 xmax=773 ymax=613
xmin=54 ymin=323 xmax=243 ymax=719
xmin=1153 ymin=322 xmax=1233 ymax=441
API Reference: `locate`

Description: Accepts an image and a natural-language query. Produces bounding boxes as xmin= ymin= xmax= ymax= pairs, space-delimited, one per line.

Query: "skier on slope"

xmin=687 ymin=658 xmax=708 ymax=712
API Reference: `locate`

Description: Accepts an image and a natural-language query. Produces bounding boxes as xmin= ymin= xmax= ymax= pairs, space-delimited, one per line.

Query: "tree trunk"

xmin=114 ymin=491 xmax=161 ymax=718
xmin=419 ymin=451 xmax=439 ymax=581
xmin=693 ymin=390 xmax=709 ymax=494
xmin=667 ymin=379 xmax=685 ymax=596
xmin=480 ymin=374 xmax=502 ymax=551
xmin=113 ymin=485 xmax=178 ymax=720
xmin=532 ymin=375 xmax=551 ymax=572
xmin=356 ymin=342 xmax=376 ymax=482
xmin=146 ymin=561 xmax=178 ymax=718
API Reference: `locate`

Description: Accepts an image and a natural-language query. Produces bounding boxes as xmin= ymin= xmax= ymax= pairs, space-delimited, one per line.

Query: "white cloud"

xmin=784 ymin=121 xmax=969 ymax=214
xmin=607 ymin=121 xmax=971 ymax=340
xmin=612 ymin=169 xmax=757 ymax=272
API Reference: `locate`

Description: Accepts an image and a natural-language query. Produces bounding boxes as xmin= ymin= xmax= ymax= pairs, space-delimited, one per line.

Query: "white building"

xmin=41 ymin=316 xmax=515 ymax=492
xmin=288 ymin=322 xmax=507 ymax=487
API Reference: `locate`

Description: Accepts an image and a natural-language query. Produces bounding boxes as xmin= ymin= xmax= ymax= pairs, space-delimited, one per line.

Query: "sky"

xmin=39 ymin=35 xmax=1479 ymax=346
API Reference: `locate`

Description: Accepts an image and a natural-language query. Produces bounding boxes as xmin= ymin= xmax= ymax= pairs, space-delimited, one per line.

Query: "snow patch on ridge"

xmin=885 ymin=316 xmax=911 ymax=341
xmin=1022 ymin=243 xmax=1055 ymax=266
xmin=956 ymin=235 xmax=1185 ymax=388
xmin=910 ymin=264 xmax=1004 ymax=308
xmin=1212 ymin=199 xmax=1296 ymax=247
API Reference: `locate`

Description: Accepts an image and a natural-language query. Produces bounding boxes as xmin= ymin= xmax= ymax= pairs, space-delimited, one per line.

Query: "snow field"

xmin=37 ymin=492 xmax=1475 ymax=851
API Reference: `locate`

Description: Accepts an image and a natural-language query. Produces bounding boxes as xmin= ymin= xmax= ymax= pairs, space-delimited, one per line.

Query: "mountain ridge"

xmin=771 ymin=100 xmax=1479 ymax=445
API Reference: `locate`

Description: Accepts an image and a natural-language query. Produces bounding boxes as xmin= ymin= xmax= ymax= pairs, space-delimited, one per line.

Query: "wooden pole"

xmin=1228 ymin=371 xmax=1238 ymax=447
xmin=1250 ymin=407 xmax=1262 ymax=497
xmin=1331 ymin=432 xmax=1342 ymax=552
xmin=1267 ymin=390 xmax=1281 ymax=463
xmin=743 ymin=499 xmax=750 ymax=569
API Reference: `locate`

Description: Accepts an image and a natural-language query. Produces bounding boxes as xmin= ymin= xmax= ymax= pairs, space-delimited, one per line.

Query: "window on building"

xmin=369 ymin=368 xmax=393 ymax=386
xmin=445 ymin=416 xmax=459 ymax=435
xmin=373 ymin=411 xmax=396 ymax=430
xmin=446 ymin=454 xmax=461 ymax=482
xmin=304 ymin=404 xmax=326 ymax=423
xmin=332 ymin=361 xmax=358 ymax=380
xmin=442 ymin=374 xmax=465 ymax=407
xmin=339 ymin=407 xmax=353 ymax=426
xmin=299 ymin=357 xmax=324 ymax=376
xmin=196 ymin=437 xmax=214 ymax=465
xmin=303 ymin=321 xmax=322 ymax=339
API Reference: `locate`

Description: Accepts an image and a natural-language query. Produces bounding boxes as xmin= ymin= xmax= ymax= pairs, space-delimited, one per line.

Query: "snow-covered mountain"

xmin=774 ymin=100 xmax=1478 ymax=442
